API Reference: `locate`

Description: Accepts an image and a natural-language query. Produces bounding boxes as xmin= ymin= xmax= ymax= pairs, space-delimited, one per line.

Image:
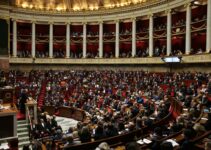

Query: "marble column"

xmin=49 ymin=23 xmax=53 ymax=58
xmin=66 ymin=23 xmax=70 ymax=58
xmin=83 ymin=22 xmax=87 ymax=58
xmin=12 ymin=20 xmax=17 ymax=57
xmin=206 ymin=0 xmax=211 ymax=53
xmin=132 ymin=18 xmax=136 ymax=57
xmin=31 ymin=22 xmax=36 ymax=58
xmin=99 ymin=22 xmax=103 ymax=58
xmin=167 ymin=10 xmax=172 ymax=56
xmin=115 ymin=20 xmax=120 ymax=58
xmin=185 ymin=3 xmax=191 ymax=54
xmin=149 ymin=14 xmax=154 ymax=57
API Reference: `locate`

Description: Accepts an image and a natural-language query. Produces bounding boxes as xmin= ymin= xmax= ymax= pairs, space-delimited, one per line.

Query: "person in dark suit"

xmin=31 ymin=120 xmax=40 ymax=139
xmin=46 ymin=118 xmax=53 ymax=133
xmin=37 ymin=119 xmax=47 ymax=136
xmin=19 ymin=89 xmax=28 ymax=113
xmin=94 ymin=121 xmax=106 ymax=140
xmin=204 ymin=113 xmax=211 ymax=130
xmin=180 ymin=129 xmax=194 ymax=150
xmin=78 ymin=126 xmax=91 ymax=143
xmin=105 ymin=122 xmax=118 ymax=137
xmin=151 ymin=127 xmax=164 ymax=150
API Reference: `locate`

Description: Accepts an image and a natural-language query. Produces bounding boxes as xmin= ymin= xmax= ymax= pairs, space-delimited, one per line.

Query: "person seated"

xmin=105 ymin=122 xmax=118 ymax=137
xmin=193 ymin=123 xmax=206 ymax=136
xmin=160 ymin=141 xmax=173 ymax=150
xmin=53 ymin=128 xmax=63 ymax=140
xmin=94 ymin=121 xmax=106 ymax=140
xmin=169 ymin=116 xmax=184 ymax=133
xmin=95 ymin=142 xmax=111 ymax=150
xmin=78 ymin=126 xmax=92 ymax=143
xmin=180 ymin=129 xmax=194 ymax=150
xmin=51 ymin=115 xmax=58 ymax=128
xmin=154 ymin=47 xmax=160 ymax=57
xmin=125 ymin=142 xmax=139 ymax=150
xmin=204 ymin=113 xmax=211 ymax=130
xmin=63 ymin=136 xmax=74 ymax=147
xmin=72 ymin=131 xmax=81 ymax=144
xmin=150 ymin=127 xmax=164 ymax=150
xmin=205 ymin=141 xmax=211 ymax=150
xmin=142 ymin=116 xmax=153 ymax=127
xmin=197 ymin=48 xmax=203 ymax=54
xmin=37 ymin=119 xmax=48 ymax=135
xmin=135 ymin=117 xmax=143 ymax=129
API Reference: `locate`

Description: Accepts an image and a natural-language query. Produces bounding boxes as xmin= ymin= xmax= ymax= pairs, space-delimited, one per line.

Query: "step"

xmin=18 ymin=140 xmax=30 ymax=147
xmin=18 ymin=123 xmax=28 ymax=128
xmin=17 ymin=120 xmax=27 ymax=124
xmin=17 ymin=132 xmax=28 ymax=137
xmin=18 ymin=146 xmax=32 ymax=150
xmin=18 ymin=136 xmax=29 ymax=143
xmin=17 ymin=127 xmax=28 ymax=132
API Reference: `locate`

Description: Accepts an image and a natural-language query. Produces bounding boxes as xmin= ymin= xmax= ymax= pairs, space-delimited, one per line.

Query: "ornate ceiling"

xmin=15 ymin=0 xmax=148 ymax=11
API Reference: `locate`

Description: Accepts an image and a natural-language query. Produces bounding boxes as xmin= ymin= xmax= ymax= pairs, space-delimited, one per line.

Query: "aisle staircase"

xmin=17 ymin=120 xmax=30 ymax=150
xmin=37 ymin=81 xmax=47 ymax=107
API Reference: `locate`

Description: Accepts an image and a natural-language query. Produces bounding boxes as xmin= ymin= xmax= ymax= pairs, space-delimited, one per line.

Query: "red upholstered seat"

xmin=207 ymin=95 xmax=211 ymax=102
xmin=160 ymin=84 xmax=169 ymax=92
xmin=172 ymin=111 xmax=178 ymax=119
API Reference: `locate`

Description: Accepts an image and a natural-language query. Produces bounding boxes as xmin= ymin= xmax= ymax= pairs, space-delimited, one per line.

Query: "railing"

xmin=26 ymin=107 xmax=33 ymax=137
xmin=9 ymin=53 xmax=211 ymax=65
xmin=42 ymin=105 xmax=86 ymax=121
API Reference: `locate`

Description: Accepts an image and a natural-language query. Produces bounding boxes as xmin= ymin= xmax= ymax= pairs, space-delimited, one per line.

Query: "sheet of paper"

xmin=143 ymin=138 xmax=152 ymax=144
xmin=0 ymin=143 xmax=9 ymax=149
xmin=137 ymin=139 xmax=144 ymax=145
xmin=166 ymin=139 xmax=179 ymax=147
xmin=201 ymin=118 xmax=208 ymax=121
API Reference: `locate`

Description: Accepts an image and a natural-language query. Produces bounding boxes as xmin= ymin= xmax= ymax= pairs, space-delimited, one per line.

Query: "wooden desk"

xmin=0 ymin=87 xmax=15 ymax=104
xmin=0 ymin=103 xmax=18 ymax=140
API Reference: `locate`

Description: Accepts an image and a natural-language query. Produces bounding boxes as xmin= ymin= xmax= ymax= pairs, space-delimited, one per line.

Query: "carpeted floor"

xmin=17 ymin=111 xmax=26 ymax=120
xmin=56 ymin=116 xmax=78 ymax=132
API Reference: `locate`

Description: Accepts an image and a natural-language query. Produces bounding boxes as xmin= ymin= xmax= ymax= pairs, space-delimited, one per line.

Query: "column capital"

xmin=147 ymin=13 xmax=153 ymax=19
xmin=48 ymin=21 xmax=54 ymax=25
xmin=31 ymin=20 xmax=36 ymax=24
xmin=131 ymin=17 xmax=136 ymax=21
xmin=165 ymin=9 xmax=172 ymax=15
xmin=65 ymin=22 xmax=71 ymax=25
xmin=184 ymin=2 xmax=192 ymax=8
xmin=11 ymin=18 xmax=17 ymax=22
xmin=6 ymin=19 xmax=9 ymax=24
xmin=114 ymin=19 xmax=119 ymax=23
xmin=98 ymin=20 xmax=103 ymax=24
xmin=82 ymin=22 xmax=87 ymax=25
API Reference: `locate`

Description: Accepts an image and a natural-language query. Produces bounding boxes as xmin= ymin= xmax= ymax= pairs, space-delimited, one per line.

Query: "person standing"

xmin=19 ymin=89 xmax=28 ymax=114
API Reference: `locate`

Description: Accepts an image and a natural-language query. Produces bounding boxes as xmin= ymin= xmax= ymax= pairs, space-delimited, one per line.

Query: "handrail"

xmin=26 ymin=107 xmax=33 ymax=134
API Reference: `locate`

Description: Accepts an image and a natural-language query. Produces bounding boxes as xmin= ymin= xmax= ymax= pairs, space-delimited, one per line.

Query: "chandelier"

xmin=15 ymin=0 xmax=148 ymax=11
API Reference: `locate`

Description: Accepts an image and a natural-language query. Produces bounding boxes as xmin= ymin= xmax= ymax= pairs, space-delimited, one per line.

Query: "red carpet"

xmin=16 ymin=111 xmax=26 ymax=120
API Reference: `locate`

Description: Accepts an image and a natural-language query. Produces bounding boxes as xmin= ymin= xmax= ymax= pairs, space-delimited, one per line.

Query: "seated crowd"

xmin=1 ymin=70 xmax=211 ymax=149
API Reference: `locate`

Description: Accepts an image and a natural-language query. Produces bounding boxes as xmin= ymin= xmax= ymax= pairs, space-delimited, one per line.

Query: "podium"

xmin=25 ymin=99 xmax=37 ymax=124
xmin=0 ymin=103 xmax=18 ymax=140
